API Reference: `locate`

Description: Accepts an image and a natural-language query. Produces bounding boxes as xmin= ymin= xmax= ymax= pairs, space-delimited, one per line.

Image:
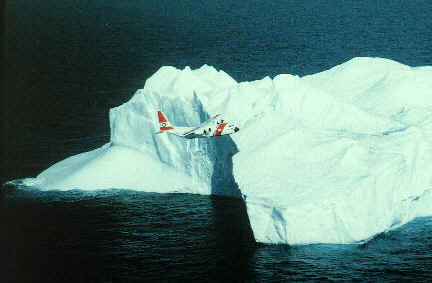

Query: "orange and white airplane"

xmin=155 ymin=110 xmax=239 ymax=139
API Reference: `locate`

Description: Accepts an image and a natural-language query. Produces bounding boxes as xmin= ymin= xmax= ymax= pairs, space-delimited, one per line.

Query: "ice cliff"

xmin=19 ymin=57 xmax=432 ymax=245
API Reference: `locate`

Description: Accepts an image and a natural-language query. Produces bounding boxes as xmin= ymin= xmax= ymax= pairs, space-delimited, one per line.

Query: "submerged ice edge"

xmin=7 ymin=57 xmax=432 ymax=245
xmin=244 ymin=186 xmax=432 ymax=245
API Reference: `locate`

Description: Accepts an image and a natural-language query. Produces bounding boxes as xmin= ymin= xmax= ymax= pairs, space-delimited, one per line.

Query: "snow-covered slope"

xmin=17 ymin=58 xmax=432 ymax=245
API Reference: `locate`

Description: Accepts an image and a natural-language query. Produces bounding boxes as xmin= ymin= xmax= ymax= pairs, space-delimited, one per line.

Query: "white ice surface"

xmin=19 ymin=58 xmax=432 ymax=244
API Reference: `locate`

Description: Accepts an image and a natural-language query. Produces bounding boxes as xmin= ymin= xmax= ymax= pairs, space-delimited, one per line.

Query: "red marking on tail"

xmin=158 ymin=111 xmax=168 ymax=123
xmin=158 ymin=110 xmax=174 ymax=131
xmin=215 ymin=123 xmax=227 ymax=136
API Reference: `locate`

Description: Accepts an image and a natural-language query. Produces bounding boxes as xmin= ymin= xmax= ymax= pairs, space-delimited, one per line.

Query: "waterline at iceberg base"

xmin=16 ymin=57 xmax=432 ymax=245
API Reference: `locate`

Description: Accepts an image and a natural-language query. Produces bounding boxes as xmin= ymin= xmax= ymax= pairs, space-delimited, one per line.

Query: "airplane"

xmin=155 ymin=110 xmax=239 ymax=139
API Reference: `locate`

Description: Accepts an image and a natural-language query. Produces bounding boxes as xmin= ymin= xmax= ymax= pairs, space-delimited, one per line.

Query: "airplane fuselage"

xmin=155 ymin=111 xmax=239 ymax=139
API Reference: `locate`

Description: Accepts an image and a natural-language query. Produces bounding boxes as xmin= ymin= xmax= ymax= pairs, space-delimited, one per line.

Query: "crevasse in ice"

xmin=20 ymin=58 xmax=432 ymax=244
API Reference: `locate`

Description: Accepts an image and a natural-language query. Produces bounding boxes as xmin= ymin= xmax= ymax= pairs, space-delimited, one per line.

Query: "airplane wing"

xmin=177 ymin=114 xmax=221 ymax=136
xmin=159 ymin=126 xmax=197 ymax=138
xmin=182 ymin=126 xmax=202 ymax=136
xmin=182 ymin=114 xmax=227 ymax=138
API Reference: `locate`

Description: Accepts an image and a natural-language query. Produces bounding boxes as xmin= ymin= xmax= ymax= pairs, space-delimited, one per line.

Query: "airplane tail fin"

xmin=156 ymin=110 xmax=175 ymax=133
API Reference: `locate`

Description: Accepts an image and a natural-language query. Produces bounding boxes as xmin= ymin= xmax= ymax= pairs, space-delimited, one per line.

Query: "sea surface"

xmin=3 ymin=0 xmax=432 ymax=282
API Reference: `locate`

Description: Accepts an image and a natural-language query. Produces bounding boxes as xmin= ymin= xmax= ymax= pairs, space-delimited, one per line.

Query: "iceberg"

xmin=16 ymin=58 xmax=432 ymax=245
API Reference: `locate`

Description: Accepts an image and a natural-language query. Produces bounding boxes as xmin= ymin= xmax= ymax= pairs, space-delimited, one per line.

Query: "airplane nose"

xmin=234 ymin=127 xmax=239 ymax=132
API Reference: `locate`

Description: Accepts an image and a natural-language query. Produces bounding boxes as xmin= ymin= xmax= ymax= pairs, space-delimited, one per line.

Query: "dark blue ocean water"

xmin=1 ymin=188 xmax=432 ymax=282
xmin=3 ymin=0 xmax=432 ymax=281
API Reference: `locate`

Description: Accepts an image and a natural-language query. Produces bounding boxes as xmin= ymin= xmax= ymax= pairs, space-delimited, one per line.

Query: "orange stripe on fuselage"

xmin=215 ymin=123 xmax=227 ymax=136
xmin=158 ymin=111 xmax=167 ymax=123
xmin=160 ymin=126 xmax=174 ymax=131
